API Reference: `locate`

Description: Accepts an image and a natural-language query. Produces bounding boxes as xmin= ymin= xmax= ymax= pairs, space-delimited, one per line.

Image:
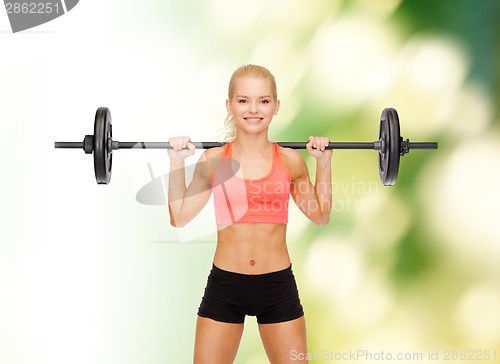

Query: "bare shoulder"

xmin=197 ymin=146 xmax=226 ymax=178
xmin=204 ymin=145 xmax=225 ymax=159
xmin=278 ymin=146 xmax=308 ymax=180
xmin=279 ymin=146 xmax=303 ymax=163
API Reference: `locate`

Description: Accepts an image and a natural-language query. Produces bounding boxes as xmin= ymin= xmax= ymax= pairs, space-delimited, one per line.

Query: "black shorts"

xmin=197 ymin=264 xmax=304 ymax=324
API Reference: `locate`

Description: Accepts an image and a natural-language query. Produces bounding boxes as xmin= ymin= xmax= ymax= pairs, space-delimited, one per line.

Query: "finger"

xmin=174 ymin=137 xmax=184 ymax=151
xmin=313 ymin=136 xmax=322 ymax=151
xmin=306 ymin=136 xmax=315 ymax=151
xmin=178 ymin=136 xmax=189 ymax=151
xmin=182 ymin=136 xmax=191 ymax=149
xmin=319 ymin=137 xmax=329 ymax=151
xmin=168 ymin=137 xmax=179 ymax=151
xmin=178 ymin=137 xmax=185 ymax=150
xmin=323 ymin=137 xmax=331 ymax=151
xmin=312 ymin=136 xmax=319 ymax=147
xmin=312 ymin=137 xmax=321 ymax=151
xmin=173 ymin=137 xmax=181 ymax=151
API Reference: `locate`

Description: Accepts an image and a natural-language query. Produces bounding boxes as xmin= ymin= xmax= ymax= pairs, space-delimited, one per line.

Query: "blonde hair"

xmin=221 ymin=64 xmax=278 ymax=143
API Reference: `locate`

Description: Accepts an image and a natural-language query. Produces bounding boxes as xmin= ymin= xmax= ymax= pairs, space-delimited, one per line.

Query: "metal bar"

xmin=54 ymin=140 xmax=438 ymax=150
xmin=408 ymin=142 xmax=438 ymax=149
xmin=280 ymin=142 xmax=377 ymax=150
xmin=117 ymin=142 xmax=224 ymax=149
xmin=115 ymin=141 xmax=377 ymax=150
xmin=54 ymin=142 xmax=84 ymax=148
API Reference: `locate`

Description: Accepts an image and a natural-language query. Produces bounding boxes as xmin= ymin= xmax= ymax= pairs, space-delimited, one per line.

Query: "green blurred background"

xmin=0 ymin=0 xmax=499 ymax=363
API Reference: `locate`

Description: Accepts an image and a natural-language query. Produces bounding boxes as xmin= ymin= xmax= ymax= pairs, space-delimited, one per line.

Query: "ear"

xmin=274 ymin=99 xmax=281 ymax=115
xmin=226 ymin=99 xmax=232 ymax=114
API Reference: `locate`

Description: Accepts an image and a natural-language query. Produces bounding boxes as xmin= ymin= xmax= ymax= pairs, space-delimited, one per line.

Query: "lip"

xmin=244 ymin=117 xmax=264 ymax=124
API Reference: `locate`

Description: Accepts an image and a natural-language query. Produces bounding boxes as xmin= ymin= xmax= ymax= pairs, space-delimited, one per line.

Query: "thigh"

xmin=258 ymin=316 xmax=308 ymax=364
xmin=194 ymin=316 xmax=244 ymax=364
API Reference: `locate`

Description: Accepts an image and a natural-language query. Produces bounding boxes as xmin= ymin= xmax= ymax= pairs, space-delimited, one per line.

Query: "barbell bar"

xmin=54 ymin=107 xmax=438 ymax=185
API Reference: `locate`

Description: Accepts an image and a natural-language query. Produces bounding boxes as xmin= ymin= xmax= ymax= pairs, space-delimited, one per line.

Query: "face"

xmin=226 ymin=76 xmax=280 ymax=137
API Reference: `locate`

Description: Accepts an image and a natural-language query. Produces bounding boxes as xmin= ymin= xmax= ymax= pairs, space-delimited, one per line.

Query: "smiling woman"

xmin=222 ymin=65 xmax=280 ymax=143
xmin=167 ymin=64 xmax=333 ymax=363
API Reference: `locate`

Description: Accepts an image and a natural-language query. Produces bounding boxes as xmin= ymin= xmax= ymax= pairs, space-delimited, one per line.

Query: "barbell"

xmin=54 ymin=107 xmax=438 ymax=185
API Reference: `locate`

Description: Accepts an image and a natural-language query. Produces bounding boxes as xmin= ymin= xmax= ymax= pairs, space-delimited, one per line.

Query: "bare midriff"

xmin=213 ymin=223 xmax=290 ymax=274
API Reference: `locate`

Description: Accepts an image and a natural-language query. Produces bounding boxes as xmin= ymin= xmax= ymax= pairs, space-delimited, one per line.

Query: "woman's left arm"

xmin=282 ymin=137 xmax=332 ymax=225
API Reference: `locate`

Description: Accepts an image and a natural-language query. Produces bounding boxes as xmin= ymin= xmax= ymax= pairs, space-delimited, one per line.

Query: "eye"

xmin=238 ymin=99 xmax=248 ymax=103
xmin=261 ymin=99 xmax=270 ymax=104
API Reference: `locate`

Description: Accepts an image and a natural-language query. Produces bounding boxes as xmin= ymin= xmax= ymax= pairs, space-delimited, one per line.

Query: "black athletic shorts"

xmin=197 ymin=264 xmax=304 ymax=324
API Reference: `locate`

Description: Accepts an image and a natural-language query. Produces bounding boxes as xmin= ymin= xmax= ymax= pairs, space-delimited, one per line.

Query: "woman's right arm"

xmin=168 ymin=136 xmax=212 ymax=227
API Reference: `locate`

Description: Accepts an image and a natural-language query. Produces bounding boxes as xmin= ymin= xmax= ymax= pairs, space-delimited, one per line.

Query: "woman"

xmin=168 ymin=64 xmax=332 ymax=364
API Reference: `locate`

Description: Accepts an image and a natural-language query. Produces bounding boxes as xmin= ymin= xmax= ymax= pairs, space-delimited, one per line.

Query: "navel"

xmin=250 ymin=260 xmax=256 ymax=266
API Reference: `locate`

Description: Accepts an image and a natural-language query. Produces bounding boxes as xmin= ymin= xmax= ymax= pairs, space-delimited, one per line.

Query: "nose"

xmin=249 ymin=101 xmax=258 ymax=113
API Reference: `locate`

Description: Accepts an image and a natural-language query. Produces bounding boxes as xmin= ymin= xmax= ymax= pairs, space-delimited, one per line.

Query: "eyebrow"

xmin=236 ymin=95 xmax=272 ymax=99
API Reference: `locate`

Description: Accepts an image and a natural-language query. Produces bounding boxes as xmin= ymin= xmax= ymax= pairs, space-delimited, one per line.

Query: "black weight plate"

xmin=378 ymin=108 xmax=400 ymax=186
xmin=93 ymin=107 xmax=112 ymax=184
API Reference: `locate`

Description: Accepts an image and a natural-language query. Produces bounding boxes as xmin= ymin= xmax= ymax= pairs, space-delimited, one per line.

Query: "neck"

xmin=231 ymin=134 xmax=272 ymax=155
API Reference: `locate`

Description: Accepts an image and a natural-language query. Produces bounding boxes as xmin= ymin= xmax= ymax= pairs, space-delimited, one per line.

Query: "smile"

xmin=244 ymin=117 xmax=264 ymax=124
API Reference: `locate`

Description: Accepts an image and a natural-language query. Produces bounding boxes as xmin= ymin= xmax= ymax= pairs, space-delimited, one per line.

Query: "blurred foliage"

xmin=396 ymin=0 xmax=498 ymax=90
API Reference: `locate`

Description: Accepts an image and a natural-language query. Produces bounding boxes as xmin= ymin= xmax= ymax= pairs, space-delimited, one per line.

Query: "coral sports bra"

xmin=210 ymin=142 xmax=291 ymax=225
